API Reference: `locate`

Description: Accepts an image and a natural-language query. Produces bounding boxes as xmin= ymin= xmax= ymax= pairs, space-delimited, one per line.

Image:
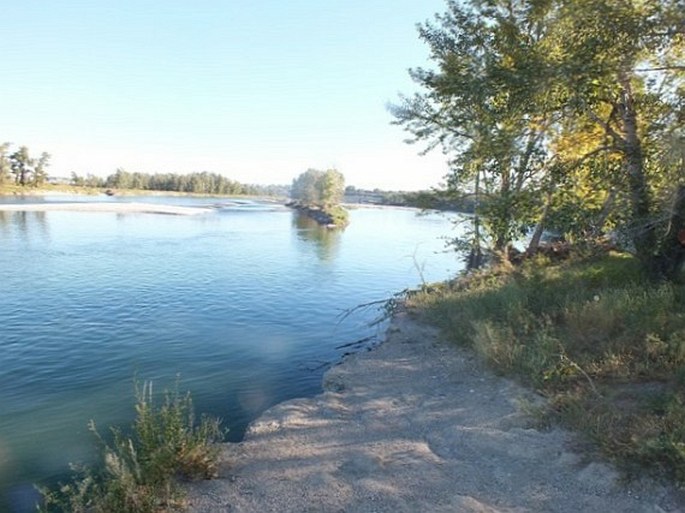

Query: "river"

xmin=0 ymin=195 xmax=462 ymax=512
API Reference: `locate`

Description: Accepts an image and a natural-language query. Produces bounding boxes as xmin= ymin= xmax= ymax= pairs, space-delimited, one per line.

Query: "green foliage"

xmin=103 ymin=168 xmax=250 ymax=196
xmin=71 ymin=172 xmax=106 ymax=188
xmin=291 ymin=169 xmax=324 ymax=204
xmin=317 ymin=169 xmax=345 ymax=206
xmin=409 ymin=253 xmax=685 ymax=483
xmin=325 ymin=205 xmax=349 ymax=226
xmin=0 ymin=142 xmax=51 ymax=188
xmin=0 ymin=142 xmax=11 ymax=185
xmin=68 ymin=169 xmax=288 ymax=197
xmin=394 ymin=0 xmax=685 ymax=272
xmin=393 ymin=0 xmax=557 ymax=258
xmin=39 ymin=381 xmax=224 ymax=513
xmin=32 ymin=152 xmax=51 ymax=187
xmin=291 ymin=168 xmax=345 ymax=207
xmin=635 ymin=392 xmax=685 ymax=483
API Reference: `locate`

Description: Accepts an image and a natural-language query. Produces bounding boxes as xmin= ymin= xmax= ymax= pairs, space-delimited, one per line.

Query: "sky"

xmin=1 ymin=1 xmax=451 ymax=191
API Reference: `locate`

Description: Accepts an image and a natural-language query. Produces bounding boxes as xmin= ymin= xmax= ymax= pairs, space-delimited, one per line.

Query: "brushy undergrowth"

xmin=408 ymin=251 xmax=685 ymax=485
xmin=323 ymin=204 xmax=349 ymax=226
xmin=39 ymin=381 xmax=224 ymax=513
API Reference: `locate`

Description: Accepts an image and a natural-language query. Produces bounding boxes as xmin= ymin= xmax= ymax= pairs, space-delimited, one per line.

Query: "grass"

xmin=39 ymin=381 xmax=224 ymax=513
xmin=407 ymin=251 xmax=685 ymax=485
xmin=0 ymin=183 xmax=102 ymax=196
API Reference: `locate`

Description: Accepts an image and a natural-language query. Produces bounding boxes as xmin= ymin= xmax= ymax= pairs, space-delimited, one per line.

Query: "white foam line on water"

xmin=0 ymin=202 xmax=213 ymax=216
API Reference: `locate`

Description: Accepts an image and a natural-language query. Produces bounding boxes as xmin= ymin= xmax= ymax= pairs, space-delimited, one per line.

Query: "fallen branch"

xmin=337 ymin=289 xmax=410 ymax=326
xmin=335 ymin=335 xmax=376 ymax=350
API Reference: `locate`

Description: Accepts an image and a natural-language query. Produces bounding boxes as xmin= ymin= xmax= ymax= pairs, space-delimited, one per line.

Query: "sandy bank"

xmin=186 ymin=311 xmax=684 ymax=513
xmin=0 ymin=202 xmax=213 ymax=216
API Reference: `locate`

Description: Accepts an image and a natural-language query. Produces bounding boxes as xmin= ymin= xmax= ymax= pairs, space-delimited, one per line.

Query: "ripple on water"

xmin=0 ymin=203 xmax=462 ymax=511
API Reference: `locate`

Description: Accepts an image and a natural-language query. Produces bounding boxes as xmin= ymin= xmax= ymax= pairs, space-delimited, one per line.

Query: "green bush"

xmin=39 ymin=381 xmax=224 ymax=513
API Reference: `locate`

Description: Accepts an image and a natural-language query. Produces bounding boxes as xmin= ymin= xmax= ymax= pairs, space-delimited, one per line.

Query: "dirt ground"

xmin=186 ymin=311 xmax=684 ymax=513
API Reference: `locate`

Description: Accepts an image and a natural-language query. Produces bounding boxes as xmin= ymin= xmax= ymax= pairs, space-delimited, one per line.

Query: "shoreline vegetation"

xmin=0 ymin=182 xmax=458 ymax=213
xmin=39 ymin=381 xmax=224 ymax=513
xmin=285 ymin=201 xmax=349 ymax=228
xmin=183 ymin=278 xmax=685 ymax=512
xmin=0 ymin=182 xmax=287 ymax=200
xmin=408 ymin=249 xmax=685 ymax=487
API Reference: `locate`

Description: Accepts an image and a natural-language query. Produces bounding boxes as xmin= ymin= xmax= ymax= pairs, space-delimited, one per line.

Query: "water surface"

xmin=0 ymin=197 xmax=462 ymax=511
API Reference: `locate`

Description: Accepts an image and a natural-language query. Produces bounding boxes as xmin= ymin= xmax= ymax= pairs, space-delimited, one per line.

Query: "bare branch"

xmin=634 ymin=66 xmax=685 ymax=72
xmin=586 ymin=108 xmax=626 ymax=149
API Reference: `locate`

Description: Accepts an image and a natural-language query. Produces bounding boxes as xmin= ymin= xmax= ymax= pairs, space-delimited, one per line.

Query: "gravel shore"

xmin=186 ymin=311 xmax=684 ymax=512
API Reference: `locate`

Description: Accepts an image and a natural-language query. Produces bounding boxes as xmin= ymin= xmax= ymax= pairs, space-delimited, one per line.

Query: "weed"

xmin=38 ymin=381 xmax=224 ymax=513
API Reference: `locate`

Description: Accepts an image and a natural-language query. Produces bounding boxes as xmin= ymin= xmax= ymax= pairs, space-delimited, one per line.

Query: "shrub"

xmin=39 ymin=381 xmax=224 ymax=513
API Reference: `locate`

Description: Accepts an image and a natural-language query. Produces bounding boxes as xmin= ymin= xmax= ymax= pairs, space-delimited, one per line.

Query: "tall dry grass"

xmin=409 ymin=252 xmax=685 ymax=483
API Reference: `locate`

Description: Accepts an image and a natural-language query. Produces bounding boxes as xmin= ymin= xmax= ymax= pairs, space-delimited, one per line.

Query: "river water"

xmin=0 ymin=196 xmax=462 ymax=511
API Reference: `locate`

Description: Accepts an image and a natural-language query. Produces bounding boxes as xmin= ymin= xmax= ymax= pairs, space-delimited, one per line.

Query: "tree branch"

xmin=634 ymin=66 xmax=685 ymax=72
xmin=586 ymin=108 xmax=626 ymax=149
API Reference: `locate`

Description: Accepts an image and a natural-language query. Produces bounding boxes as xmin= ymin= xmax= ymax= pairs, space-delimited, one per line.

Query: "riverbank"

xmin=185 ymin=308 xmax=684 ymax=512
xmin=286 ymin=201 xmax=349 ymax=227
xmin=0 ymin=184 xmax=288 ymax=201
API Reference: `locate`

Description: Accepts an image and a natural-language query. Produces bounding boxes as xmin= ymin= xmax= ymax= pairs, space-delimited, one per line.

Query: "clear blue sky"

xmin=1 ymin=1 xmax=450 ymax=190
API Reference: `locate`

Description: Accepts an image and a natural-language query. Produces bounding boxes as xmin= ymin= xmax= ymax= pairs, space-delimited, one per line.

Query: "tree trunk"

xmin=594 ymin=189 xmax=616 ymax=237
xmin=618 ymin=73 xmax=656 ymax=267
xmin=527 ymin=196 xmax=551 ymax=256
xmin=468 ymin=170 xmax=485 ymax=270
xmin=655 ymin=185 xmax=685 ymax=281
xmin=494 ymin=164 xmax=512 ymax=262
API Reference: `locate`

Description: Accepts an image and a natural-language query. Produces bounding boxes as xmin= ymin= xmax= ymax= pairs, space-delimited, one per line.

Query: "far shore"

xmin=0 ymin=202 xmax=213 ymax=216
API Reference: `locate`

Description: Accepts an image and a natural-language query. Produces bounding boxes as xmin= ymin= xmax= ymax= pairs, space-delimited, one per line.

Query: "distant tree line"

xmin=344 ymin=186 xmax=478 ymax=212
xmin=71 ymin=169 xmax=289 ymax=197
xmin=0 ymin=142 xmax=51 ymax=187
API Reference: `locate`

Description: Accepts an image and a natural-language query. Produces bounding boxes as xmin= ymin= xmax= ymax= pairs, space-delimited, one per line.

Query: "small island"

xmin=286 ymin=168 xmax=349 ymax=227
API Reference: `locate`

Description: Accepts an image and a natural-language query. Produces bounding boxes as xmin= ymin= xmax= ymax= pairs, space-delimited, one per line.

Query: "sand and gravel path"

xmin=186 ymin=311 xmax=684 ymax=513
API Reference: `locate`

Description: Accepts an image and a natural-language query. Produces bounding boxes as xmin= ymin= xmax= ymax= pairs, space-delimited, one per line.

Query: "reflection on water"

xmin=0 ymin=210 xmax=50 ymax=242
xmin=293 ymin=212 xmax=342 ymax=262
xmin=0 ymin=199 xmax=461 ymax=512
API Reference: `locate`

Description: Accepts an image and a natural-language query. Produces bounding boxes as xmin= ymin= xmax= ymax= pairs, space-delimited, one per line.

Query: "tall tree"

xmin=392 ymin=0 xmax=558 ymax=263
xmin=32 ymin=152 xmax=51 ymax=187
xmin=291 ymin=169 xmax=324 ymax=204
xmin=318 ymin=169 xmax=345 ymax=206
xmin=545 ymin=0 xmax=685 ymax=269
xmin=394 ymin=0 xmax=685 ymax=272
xmin=10 ymin=146 xmax=33 ymax=186
xmin=291 ymin=168 xmax=345 ymax=207
xmin=0 ymin=142 xmax=11 ymax=185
